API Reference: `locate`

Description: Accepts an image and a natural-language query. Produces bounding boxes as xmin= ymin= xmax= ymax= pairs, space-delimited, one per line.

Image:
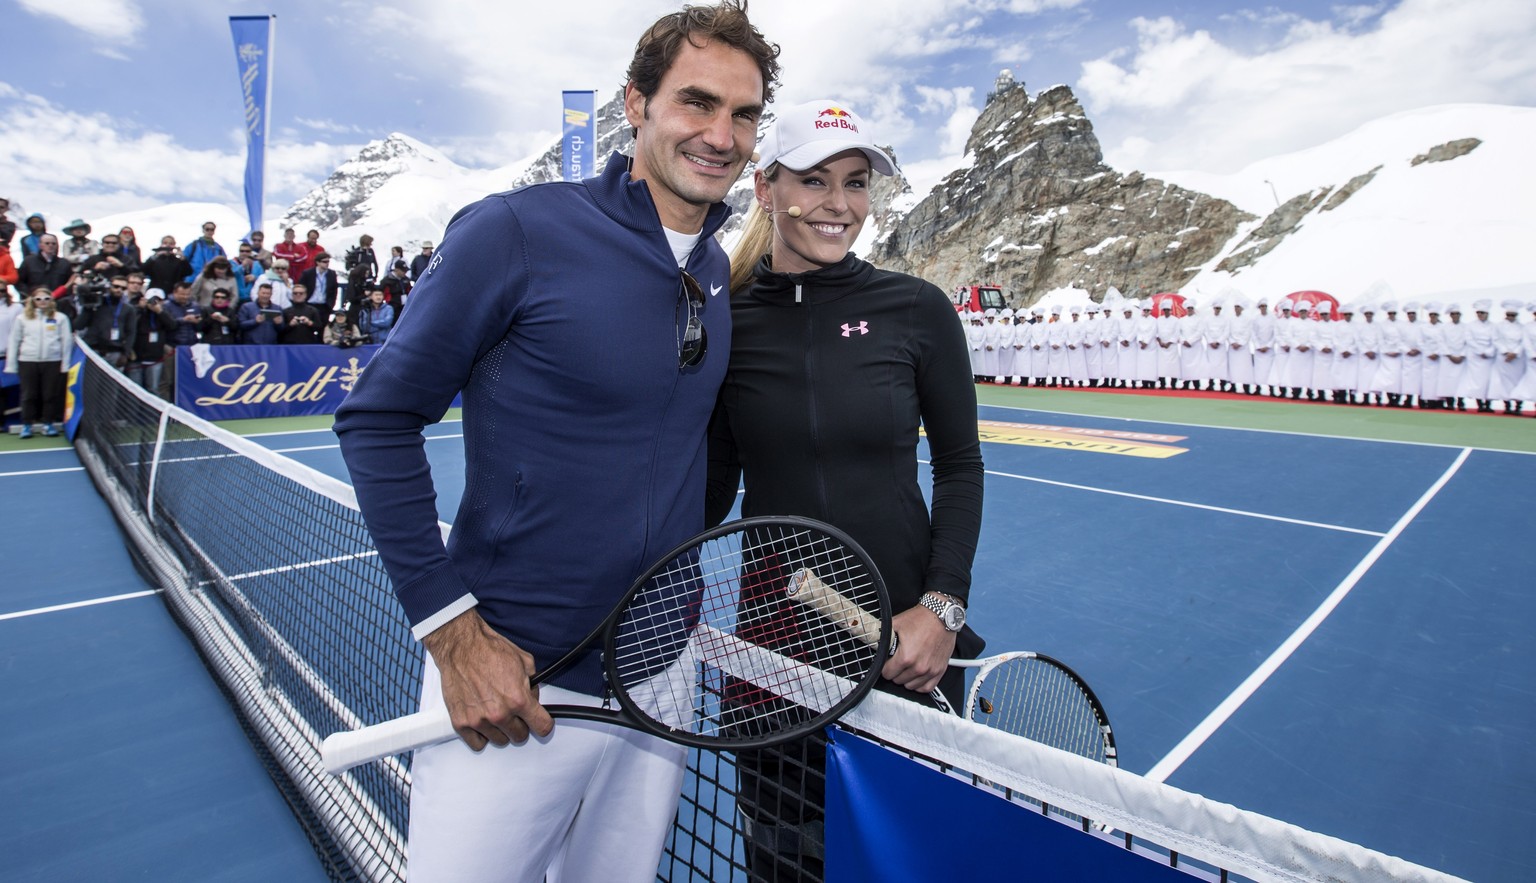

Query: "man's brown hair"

xmin=625 ymin=0 xmax=780 ymax=133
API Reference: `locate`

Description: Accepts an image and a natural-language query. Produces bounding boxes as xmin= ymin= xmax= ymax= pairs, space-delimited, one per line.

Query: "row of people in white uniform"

xmin=963 ymin=296 xmax=1536 ymax=414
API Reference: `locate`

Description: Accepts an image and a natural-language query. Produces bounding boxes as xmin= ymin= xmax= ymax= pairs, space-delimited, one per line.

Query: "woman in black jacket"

xmin=706 ymin=100 xmax=985 ymax=881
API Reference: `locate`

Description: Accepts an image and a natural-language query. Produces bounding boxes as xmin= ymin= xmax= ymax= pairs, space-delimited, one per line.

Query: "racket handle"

xmin=321 ymin=707 xmax=456 ymax=775
xmin=787 ymin=568 xmax=883 ymax=646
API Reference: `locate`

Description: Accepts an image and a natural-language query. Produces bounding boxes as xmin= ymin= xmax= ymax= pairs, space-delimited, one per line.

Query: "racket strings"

xmin=609 ymin=526 xmax=882 ymax=747
xmin=973 ymin=658 xmax=1111 ymax=764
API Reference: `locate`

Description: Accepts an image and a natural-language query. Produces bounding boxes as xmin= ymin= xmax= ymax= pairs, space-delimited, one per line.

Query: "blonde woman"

xmin=706 ymin=101 xmax=984 ymax=881
xmin=5 ymin=287 xmax=73 ymax=438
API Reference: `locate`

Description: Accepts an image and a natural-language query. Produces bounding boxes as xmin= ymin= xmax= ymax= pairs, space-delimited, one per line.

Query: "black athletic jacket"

xmin=707 ymin=253 xmax=985 ymax=636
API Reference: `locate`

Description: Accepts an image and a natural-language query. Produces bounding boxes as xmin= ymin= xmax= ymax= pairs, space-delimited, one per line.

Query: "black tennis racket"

xmin=322 ymin=516 xmax=892 ymax=774
xmin=961 ymin=651 xmax=1117 ymax=766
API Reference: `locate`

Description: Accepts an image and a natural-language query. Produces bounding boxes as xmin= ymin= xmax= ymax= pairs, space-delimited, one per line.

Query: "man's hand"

xmin=421 ymin=609 xmax=554 ymax=750
xmin=882 ymin=605 xmax=958 ymax=695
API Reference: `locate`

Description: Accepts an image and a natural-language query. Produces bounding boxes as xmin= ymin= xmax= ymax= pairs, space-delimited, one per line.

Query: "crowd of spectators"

xmin=2 ymin=200 xmax=428 ymax=412
xmin=964 ymin=291 xmax=1536 ymax=416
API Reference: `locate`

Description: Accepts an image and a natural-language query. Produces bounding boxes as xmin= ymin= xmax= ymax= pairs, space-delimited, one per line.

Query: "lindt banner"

xmin=229 ymin=15 xmax=275 ymax=241
xmin=562 ymin=90 xmax=597 ymax=182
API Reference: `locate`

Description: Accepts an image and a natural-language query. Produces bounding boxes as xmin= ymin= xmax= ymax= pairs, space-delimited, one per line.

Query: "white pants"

xmin=407 ymin=655 xmax=687 ymax=882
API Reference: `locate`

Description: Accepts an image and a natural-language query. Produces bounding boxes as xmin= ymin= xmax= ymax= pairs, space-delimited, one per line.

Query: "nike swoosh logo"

xmin=710 ymin=284 xmax=723 ymax=297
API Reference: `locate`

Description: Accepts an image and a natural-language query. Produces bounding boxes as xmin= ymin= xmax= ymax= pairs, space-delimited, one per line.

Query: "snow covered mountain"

xmin=84 ymin=98 xmax=1534 ymax=312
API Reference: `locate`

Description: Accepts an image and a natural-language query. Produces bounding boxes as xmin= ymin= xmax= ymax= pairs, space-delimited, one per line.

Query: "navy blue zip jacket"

xmin=334 ymin=153 xmax=733 ymax=694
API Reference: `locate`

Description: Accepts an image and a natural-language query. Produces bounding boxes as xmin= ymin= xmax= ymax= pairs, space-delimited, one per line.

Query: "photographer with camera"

xmin=356 ymin=285 xmax=394 ymax=344
xmin=74 ymin=273 xmax=136 ymax=367
xmin=145 ymin=237 xmax=192 ymax=292
xmin=126 ymin=290 xmax=174 ymax=397
xmin=324 ymin=310 xmax=363 ymax=349
xmin=280 ymin=283 xmax=323 ymax=345
xmin=200 ymin=288 xmax=240 ymax=345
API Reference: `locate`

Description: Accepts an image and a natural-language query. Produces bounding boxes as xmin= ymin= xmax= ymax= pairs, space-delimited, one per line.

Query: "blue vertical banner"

xmin=561 ymin=90 xmax=597 ymax=182
xmin=230 ymin=15 xmax=276 ymax=240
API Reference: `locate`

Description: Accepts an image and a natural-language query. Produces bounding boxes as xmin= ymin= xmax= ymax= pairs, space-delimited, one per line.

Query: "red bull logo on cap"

xmin=815 ymin=106 xmax=859 ymax=133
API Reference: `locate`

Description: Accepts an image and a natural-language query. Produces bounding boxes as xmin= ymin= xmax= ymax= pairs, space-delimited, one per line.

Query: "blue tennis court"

xmin=3 ymin=395 xmax=1531 ymax=882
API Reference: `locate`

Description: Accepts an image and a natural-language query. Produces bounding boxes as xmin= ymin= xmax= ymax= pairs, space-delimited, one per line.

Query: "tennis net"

xmin=72 ymin=344 xmax=1465 ymax=883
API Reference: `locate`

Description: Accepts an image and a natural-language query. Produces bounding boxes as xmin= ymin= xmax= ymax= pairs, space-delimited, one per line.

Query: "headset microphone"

xmin=768 ymin=206 xmax=803 ymax=218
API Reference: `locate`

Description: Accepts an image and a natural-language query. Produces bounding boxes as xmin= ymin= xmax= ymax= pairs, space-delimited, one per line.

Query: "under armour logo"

xmin=841 ymin=322 xmax=869 ymax=337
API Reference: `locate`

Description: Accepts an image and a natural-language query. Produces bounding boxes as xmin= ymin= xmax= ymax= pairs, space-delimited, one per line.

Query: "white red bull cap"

xmin=757 ymin=100 xmax=898 ymax=177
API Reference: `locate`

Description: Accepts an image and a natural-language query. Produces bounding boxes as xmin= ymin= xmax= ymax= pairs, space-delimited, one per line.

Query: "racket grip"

xmin=786 ymin=568 xmax=882 ymax=646
xmin=321 ymin=707 xmax=456 ymax=775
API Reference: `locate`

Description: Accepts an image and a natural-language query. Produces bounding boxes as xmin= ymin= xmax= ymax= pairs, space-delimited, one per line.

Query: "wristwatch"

xmin=918 ymin=592 xmax=966 ymax=632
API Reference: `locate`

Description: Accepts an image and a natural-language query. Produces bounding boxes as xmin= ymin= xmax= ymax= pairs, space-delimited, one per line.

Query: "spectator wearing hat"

xmin=183 ymin=221 xmax=228 ymax=282
xmin=1417 ymin=303 xmax=1446 ymax=409
xmin=144 ymin=236 xmax=193 ymax=293
xmin=409 ymin=241 xmax=434 ymax=281
xmin=1248 ymin=298 xmax=1277 ymax=395
xmin=1439 ymin=305 xmax=1470 ymax=410
xmin=1176 ymin=300 xmax=1204 ymax=390
xmin=380 ymin=258 xmax=413 ymax=315
xmin=324 ymin=309 xmax=364 ymax=348
xmin=1398 ymin=302 xmax=1426 ymax=408
xmin=1354 ymin=303 xmax=1383 ymax=405
xmin=1460 ymin=299 xmax=1498 ymax=412
xmin=126 ymin=290 xmax=174 ymax=396
xmin=1509 ymin=303 xmax=1536 ymax=415
xmin=5 ymin=286 xmax=73 ymax=438
xmin=1486 ymin=300 xmax=1527 ymax=414
xmin=300 ymin=252 xmax=340 ymax=313
xmin=61 ymin=219 xmax=98 ymax=269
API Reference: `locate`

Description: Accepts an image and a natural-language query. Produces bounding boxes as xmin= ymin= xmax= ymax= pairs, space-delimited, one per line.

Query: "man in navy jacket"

xmin=333 ymin=3 xmax=779 ymax=879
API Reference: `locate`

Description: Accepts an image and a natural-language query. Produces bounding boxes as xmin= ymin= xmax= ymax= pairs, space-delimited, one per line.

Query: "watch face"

xmin=942 ymin=605 xmax=965 ymax=631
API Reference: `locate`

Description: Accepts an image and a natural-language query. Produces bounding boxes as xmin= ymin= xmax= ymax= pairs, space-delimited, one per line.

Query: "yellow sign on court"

xmin=970 ymin=420 xmax=1189 ymax=458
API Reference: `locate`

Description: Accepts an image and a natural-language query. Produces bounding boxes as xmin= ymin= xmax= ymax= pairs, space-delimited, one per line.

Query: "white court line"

xmin=1 ymin=589 xmax=162 ymax=622
xmin=219 ymin=549 xmax=380 ymax=582
xmin=1144 ymin=446 xmax=1473 ymax=784
xmin=0 ymin=465 xmax=85 ymax=478
xmin=241 ymin=417 xmax=463 ymax=440
xmin=925 ymin=459 xmax=1386 ymax=537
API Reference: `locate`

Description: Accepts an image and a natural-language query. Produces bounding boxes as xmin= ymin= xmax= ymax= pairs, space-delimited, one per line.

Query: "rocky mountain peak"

xmin=282 ymin=133 xmax=450 ymax=229
xmin=873 ymin=82 xmax=1254 ymax=307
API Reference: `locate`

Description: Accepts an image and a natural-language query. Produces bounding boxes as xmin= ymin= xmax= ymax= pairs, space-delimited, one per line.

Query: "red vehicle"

xmin=951 ymin=284 xmax=1006 ymax=313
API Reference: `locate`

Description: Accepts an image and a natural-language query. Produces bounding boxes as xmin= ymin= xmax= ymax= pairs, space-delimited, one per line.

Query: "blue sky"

xmin=4 ymin=0 xmax=1533 ymax=226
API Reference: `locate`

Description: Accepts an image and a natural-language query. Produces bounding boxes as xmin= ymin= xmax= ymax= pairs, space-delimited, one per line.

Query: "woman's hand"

xmin=882 ymin=605 xmax=958 ymax=695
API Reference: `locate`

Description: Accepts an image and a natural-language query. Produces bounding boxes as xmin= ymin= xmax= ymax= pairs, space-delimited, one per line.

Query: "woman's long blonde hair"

xmin=727 ymin=164 xmax=780 ymax=295
xmin=23 ymin=286 xmax=56 ymax=321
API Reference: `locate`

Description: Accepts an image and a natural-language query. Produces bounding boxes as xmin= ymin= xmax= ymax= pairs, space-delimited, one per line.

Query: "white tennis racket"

xmin=785 ymin=571 xmax=1115 ymax=765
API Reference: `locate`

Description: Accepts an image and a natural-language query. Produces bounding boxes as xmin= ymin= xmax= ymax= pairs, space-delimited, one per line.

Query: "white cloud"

xmin=1078 ymin=0 xmax=1536 ymax=173
xmin=17 ymin=0 xmax=144 ymax=43
xmin=0 ymin=83 xmax=354 ymax=225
